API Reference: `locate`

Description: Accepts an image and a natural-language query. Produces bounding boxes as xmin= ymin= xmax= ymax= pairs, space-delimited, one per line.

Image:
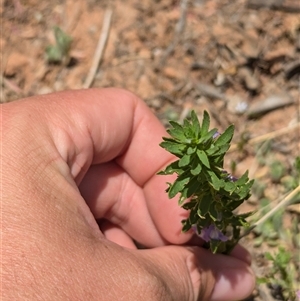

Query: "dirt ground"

xmin=2 ymin=0 xmax=300 ymax=300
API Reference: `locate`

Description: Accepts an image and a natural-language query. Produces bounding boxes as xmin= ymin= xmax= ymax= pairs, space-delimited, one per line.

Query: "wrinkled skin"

xmin=1 ymin=88 xmax=255 ymax=300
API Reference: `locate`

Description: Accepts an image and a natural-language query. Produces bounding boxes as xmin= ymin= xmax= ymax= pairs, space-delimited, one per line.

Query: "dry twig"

xmin=229 ymin=122 xmax=300 ymax=152
xmin=240 ymin=186 xmax=300 ymax=239
xmin=83 ymin=9 xmax=113 ymax=89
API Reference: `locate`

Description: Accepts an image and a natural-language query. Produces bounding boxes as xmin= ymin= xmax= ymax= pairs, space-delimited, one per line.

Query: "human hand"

xmin=2 ymin=88 xmax=255 ymax=300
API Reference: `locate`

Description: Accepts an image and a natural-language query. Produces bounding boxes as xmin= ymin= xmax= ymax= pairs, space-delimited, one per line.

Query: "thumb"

xmin=140 ymin=246 xmax=255 ymax=301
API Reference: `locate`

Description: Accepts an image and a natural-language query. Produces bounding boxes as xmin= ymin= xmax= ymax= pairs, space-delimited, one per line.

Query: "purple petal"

xmin=213 ymin=132 xmax=221 ymax=139
xmin=199 ymin=224 xmax=228 ymax=242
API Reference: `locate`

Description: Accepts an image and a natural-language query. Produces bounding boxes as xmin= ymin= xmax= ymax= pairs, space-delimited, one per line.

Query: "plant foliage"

xmin=158 ymin=110 xmax=254 ymax=253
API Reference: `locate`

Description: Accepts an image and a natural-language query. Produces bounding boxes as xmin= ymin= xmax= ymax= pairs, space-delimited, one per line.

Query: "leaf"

xmin=168 ymin=121 xmax=188 ymax=142
xmin=224 ymin=181 xmax=236 ymax=193
xmin=197 ymin=195 xmax=211 ymax=218
xmin=236 ymin=211 xmax=255 ymax=220
xmin=209 ymin=203 xmax=219 ymax=221
xmin=168 ymin=172 xmax=190 ymax=198
xmin=215 ymin=125 xmax=234 ymax=147
xmin=265 ymin=252 xmax=274 ymax=261
xmin=187 ymin=146 xmax=196 ymax=155
xmin=201 ymin=110 xmax=210 ymax=136
xmin=199 ymin=128 xmax=218 ymax=145
xmin=256 ymin=277 xmax=268 ymax=284
xmin=178 ymin=154 xmax=191 ymax=167
xmin=183 ymin=119 xmax=194 ymax=138
xmin=46 ymin=26 xmax=72 ymax=63
xmin=294 ymin=156 xmax=300 ymax=173
xmin=235 ymin=171 xmax=249 ymax=186
xmin=45 ymin=45 xmax=63 ymax=63
xmin=181 ymin=219 xmax=192 ymax=232
xmin=159 ymin=139 xmax=186 ymax=157
xmin=190 ymin=161 xmax=202 ymax=175
xmin=210 ymin=144 xmax=230 ymax=157
xmin=189 ymin=205 xmax=200 ymax=225
xmin=185 ymin=176 xmax=201 ymax=198
xmin=210 ymin=240 xmax=222 ymax=254
xmin=182 ymin=199 xmax=198 ymax=210
xmin=190 ymin=110 xmax=201 ymax=138
xmin=197 ymin=150 xmax=210 ymax=168
xmin=206 ymin=170 xmax=223 ymax=190
xmin=54 ymin=26 xmax=72 ymax=54
xmin=157 ymin=160 xmax=181 ymax=175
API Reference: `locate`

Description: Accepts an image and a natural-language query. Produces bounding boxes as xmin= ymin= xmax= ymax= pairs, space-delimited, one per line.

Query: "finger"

xmin=99 ymin=220 xmax=137 ymax=249
xmin=8 ymin=88 xmax=186 ymax=244
xmin=229 ymin=244 xmax=252 ymax=265
xmin=140 ymin=245 xmax=255 ymax=301
xmin=49 ymin=88 xmax=174 ymax=185
xmin=80 ymin=162 xmax=168 ymax=246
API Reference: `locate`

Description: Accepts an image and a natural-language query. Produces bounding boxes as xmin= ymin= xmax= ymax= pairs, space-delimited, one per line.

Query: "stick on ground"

xmin=83 ymin=9 xmax=113 ymax=89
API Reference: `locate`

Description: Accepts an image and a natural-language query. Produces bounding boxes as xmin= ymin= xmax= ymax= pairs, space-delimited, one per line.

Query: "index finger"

xmin=38 ymin=88 xmax=190 ymax=243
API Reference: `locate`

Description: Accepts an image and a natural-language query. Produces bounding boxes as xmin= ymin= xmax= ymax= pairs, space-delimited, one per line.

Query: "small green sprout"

xmin=270 ymin=160 xmax=286 ymax=183
xmin=45 ymin=26 xmax=72 ymax=64
xmin=158 ymin=110 xmax=254 ymax=254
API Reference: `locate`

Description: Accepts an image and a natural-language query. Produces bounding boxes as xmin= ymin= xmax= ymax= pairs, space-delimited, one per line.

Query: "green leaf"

xmin=45 ymin=45 xmax=63 ymax=63
xmin=199 ymin=128 xmax=218 ymax=145
xmin=224 ymin=181 xmax=236 ymax=193
xmin=159 ymin=139 xmax=186 ymax=157
xmin=209 ymin=203 xmax=219 ymax=221
xmin=168 ymin=121 xmax=188 ymax=142
xmin=215 ymin=125 xmax=234 ymax=147
xmin=181 ymin=219 xmax=192 ymax=232
xmin=189 ymin=205 xmax=201 ymax=225
xmin=157 ymin=161 xmax=181 ymax=175
xmin=256 ymin=277 xmax=268 ymax=284
xmin=185 ymin=176 xmax=201 ymax=198
xmin=54 ymin=26 xmax=72 ymax=54
xmin=201 ymin=111 xmax=210 ymax=136
xmin=210 ymin=240 xmax=222 ymax=254
xmin=236 ymin=211 xmax=255 ymax=220
xmin=178 ymin=154 xmax=191 ymax=167
xmin=196 ymin=217 xmax=211 ymax=230
xmin=235 ymin=171 xmax=250 ymax=186
xmin=210 ymin=144 xmax=230 ymax=157
xmin=294 ymin=156 xmax=300 ymax=173
xmin=183 ymin=119 xmax=194 ymax=138
xmin=190 ymin=161 xmax=202 ymax=175
xmin=168 ymin=172 xmax=190 ymax=198
xmin=265 ymin=252 xmax=274 ymax=261
xmin=46 ymin=26 xmax=72 ymax=63
xmin=187 ymin=146 xmax=196 ymax=155
xmin=182 ymin=198 xmax=198 ymax=210
xmin=206 ymin=170 xmax=223 ymax=190
xmin=197 ymin=150 xmax=210 ymax=168
xmin=197 ymin=195 xmax=211 ymax=218
xmin=190 ymin=110 xmax=201 ymax=138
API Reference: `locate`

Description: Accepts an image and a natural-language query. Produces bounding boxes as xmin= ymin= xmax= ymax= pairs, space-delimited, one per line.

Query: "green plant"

xmin=252 ymin=198 xmax=284 ymax=248
xmin=45 ymin=26 xmax=72 ymax=64
xmin=258 ymin=247 xmax=299 ymax=301
xmin=269 ymin=159 xmax=286 ymax=183
xmin=158 ymin=110 xmax=254 ymax=254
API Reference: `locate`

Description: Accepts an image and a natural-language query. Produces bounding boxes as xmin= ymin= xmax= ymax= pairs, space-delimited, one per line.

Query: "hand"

xmin=2 ymin=88 xmax=255 ymax=300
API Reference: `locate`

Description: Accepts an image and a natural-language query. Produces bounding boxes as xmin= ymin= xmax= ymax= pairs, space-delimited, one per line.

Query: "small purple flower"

xmin=213 ymin=131 xmax=221 ymax=139
xmin=221 ymin=170 xmax=238 ymax=182
xmin=228 ymin=174 xmax=238 ymax=182
xmin=296 ymin=290 xmax=300 ymax=300
xmin=199 ymin=224 xmax=228 ymax=242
